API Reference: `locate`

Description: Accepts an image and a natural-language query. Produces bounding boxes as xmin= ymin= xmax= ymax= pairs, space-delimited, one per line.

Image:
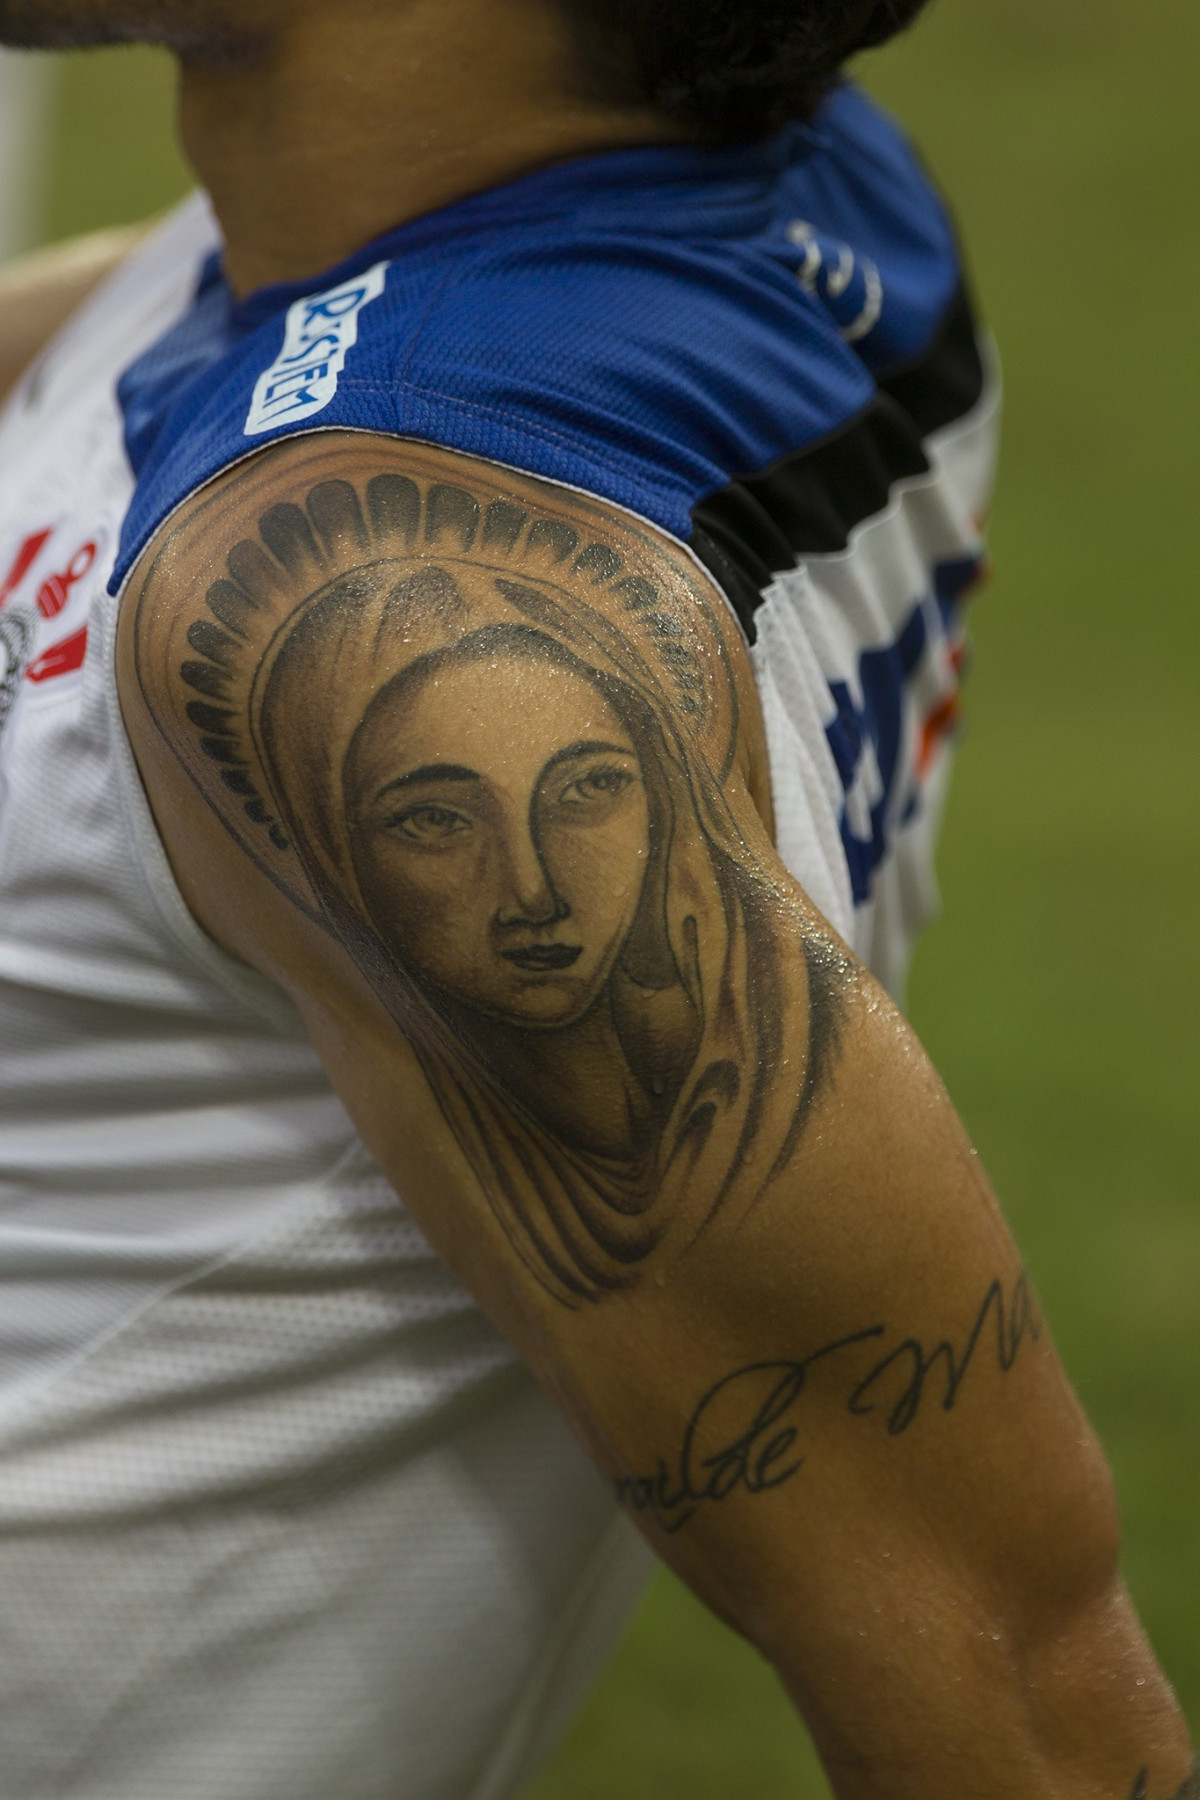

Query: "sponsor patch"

xmin=0 ymin=524 xmax=108 ymax=735
xmin=244 ymin=261 xmax=390 ymax=438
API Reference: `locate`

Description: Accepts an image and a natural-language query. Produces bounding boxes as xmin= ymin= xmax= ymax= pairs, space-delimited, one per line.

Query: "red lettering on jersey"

xmin=36 ymin=542 xmax=97 ymax=620
xmin=26 ymin=626 xmax=88 ymax=684
xmin=0 ymin=529 xmax=53 ymax=608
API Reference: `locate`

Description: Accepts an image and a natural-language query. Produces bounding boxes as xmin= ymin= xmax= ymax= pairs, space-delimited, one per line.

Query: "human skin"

xmin=120 ymin=432 xmax=1198 ymax=1798
xmin=345 ymin=643 xmax=665 ymax=1160
xmin=3 ymin=0 xmax=1195 ymax=1791
xmin=0 ymin=0 xmax=686 ymax=298
xmin=345 ymin=645 xmax=650 ymax=1029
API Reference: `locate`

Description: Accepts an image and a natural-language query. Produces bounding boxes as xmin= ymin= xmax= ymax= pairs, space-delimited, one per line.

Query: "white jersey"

xmin=0 ymin=199 xmax=654 ymax=1800
xmin=0 ymin=115 xmax=997 ymax=1800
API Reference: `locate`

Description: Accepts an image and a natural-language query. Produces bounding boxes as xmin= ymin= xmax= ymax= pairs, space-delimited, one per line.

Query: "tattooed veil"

xmin=148 ymin=469 xmax=816 ymax=1304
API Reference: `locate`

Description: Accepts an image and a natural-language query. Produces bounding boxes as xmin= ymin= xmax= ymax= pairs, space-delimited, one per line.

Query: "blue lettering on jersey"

xmin=827 ymin=551 xmax=979 ymax=906
xmin=828 ymin=599 xmax=928 ymax=905
xmin=244 ymin=261 xmax=390 ymax=437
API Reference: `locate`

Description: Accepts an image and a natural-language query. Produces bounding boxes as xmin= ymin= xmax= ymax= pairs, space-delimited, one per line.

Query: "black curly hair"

xmin=556 ymin=0 xmax=930 ymax=143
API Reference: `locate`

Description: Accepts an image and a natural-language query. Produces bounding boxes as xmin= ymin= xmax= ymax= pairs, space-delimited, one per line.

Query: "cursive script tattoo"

xmin=847 ymin=1267 xmax=1039 ymax=1434
xmin=615 ymin=1271 xmax=1040 ymax=1532
xmin=1131 ymin=1766 xmax=1200 ymax=1800
xmin=133 ymin=440 xmax=849 ymax=1307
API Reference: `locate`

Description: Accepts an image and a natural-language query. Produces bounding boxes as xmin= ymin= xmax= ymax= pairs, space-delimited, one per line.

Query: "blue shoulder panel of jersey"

xmin=111 ymin=83 xmax=963 ymax=594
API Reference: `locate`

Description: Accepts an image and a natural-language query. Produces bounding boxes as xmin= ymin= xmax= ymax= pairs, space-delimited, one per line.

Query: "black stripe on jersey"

xmin=878 ymin=283 xmax=986 ymax=438
xmin=689 ymin=284 xmax=986 ymax=642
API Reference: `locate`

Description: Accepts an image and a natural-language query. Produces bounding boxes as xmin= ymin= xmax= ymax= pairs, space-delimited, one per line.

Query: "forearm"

xmin=776 ymin=1573 xmax=1191 ymax=1800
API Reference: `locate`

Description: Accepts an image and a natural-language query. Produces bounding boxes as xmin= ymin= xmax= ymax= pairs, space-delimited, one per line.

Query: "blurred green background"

xmin=20 ymin=0 xmax=1200 ymax=1789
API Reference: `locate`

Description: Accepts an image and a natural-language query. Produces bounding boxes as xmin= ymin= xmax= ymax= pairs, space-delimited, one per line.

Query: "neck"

xmin=178 ymin=0 xmax=685 ymax=299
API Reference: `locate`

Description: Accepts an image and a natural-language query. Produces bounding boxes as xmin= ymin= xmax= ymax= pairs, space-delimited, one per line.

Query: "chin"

xmin=488 ymin=977 xmax=596 ymax=1031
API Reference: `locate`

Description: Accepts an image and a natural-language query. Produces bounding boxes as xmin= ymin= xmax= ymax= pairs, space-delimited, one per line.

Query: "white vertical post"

xmin=0 ymin=49 xmax=52 ymax=260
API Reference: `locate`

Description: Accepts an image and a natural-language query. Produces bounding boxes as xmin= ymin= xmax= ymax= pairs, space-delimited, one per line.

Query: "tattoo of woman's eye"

xmin=557 ymin=764 xmax=634 ymax=806
xmin=390 ymin=802 xmax=473 ymax=840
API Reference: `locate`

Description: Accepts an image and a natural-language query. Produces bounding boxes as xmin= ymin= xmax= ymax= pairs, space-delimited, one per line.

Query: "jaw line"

xmin=0 ymin=1 xmax=274 ymax=59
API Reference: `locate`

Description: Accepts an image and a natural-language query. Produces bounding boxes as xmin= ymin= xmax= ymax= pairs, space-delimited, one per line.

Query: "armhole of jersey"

xmin=99 ymin=566 xmax=314 ymax=1036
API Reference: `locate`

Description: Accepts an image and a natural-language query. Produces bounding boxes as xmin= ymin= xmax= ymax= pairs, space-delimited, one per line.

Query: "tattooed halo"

xmin=136 ymin=455 xmax=823 ymax=1305
xmin=162 ymin=471 xmax=740 ymax=923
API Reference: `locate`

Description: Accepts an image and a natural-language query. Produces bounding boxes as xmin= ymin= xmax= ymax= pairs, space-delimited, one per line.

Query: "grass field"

xmin=27 ymin=3 xmax=1200 ymax=1789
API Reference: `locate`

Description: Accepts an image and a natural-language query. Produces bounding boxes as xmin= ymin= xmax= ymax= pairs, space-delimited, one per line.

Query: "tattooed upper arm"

xmin=124 ymin=432 xmax=841 ymax=1308
xmin=119 ymin=432 xmax=1195 ymax=1795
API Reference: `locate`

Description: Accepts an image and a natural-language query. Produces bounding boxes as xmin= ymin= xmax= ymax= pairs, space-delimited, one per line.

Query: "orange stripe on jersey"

xmin=916 ymin=691 xmax=962 ymax=777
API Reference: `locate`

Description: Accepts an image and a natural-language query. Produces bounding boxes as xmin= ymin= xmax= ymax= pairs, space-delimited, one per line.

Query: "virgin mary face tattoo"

xmin=133 ymin=454 xmax=842 ymax=1305
xmin=345 ymin=631 xmax=652 ymax=1030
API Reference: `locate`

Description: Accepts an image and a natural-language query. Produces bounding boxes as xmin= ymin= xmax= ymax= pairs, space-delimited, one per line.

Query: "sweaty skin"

xmin=119 ymin=431 xmax=1196 ymax=1799
xmin=4 ymin=0 xmax=1194 ymax=1792
xmin=345 ymin=643 xmax=652 ymax=1028
xmin=346 ymin=639 xmax=660 ymax=1155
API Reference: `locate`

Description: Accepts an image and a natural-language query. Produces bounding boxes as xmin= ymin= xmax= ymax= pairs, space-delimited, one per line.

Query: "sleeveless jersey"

xmin=0 ymin=84 xmax=997 ymax=1800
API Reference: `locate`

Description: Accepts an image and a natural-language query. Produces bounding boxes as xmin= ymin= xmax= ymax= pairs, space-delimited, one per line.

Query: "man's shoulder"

xmin=109 ymin=101 xmax=974 ymax=599
xmin=109 ymin=231 xmax=874 ymax=595
xmin=115 ymin=427 xmax=772 ymax=989
xmin=109 ymin=97 xmax=963 ymax=585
